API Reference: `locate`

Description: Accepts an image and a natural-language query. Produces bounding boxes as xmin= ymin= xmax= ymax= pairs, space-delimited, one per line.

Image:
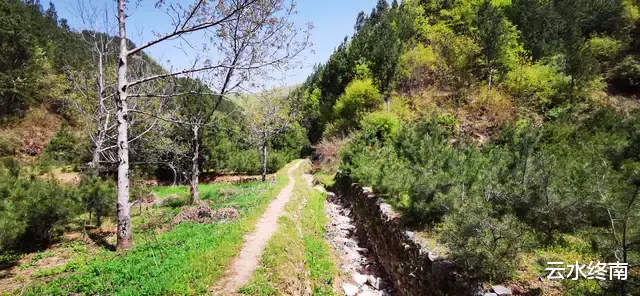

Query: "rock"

xmin=367 ymin=275 xmax=389 ymax=290
xmin=358 ymin=290 xmax=375 ymax=296
xmin=342 ymin=283 xmax=359 ymax=296
xmin=483 ymin=294 xmax=498 ymax=296
xmin=353 ymin=273 xmax=368 ymax=286
xmin=491 ymin=285 xmax=512 ymax=296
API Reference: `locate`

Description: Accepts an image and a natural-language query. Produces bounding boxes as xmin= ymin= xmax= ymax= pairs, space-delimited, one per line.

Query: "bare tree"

xmin=246 ymin=88 xmax=297 ymax=182
xmin=68 ymin=1 xmax=117 ymax=172
xmin=113 ymin=0 xmax=310 ymax=250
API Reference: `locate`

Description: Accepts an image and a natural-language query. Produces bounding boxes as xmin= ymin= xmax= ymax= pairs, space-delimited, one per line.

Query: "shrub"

xmin=76 ymin=175 xmax=115 ymax=227
xmin=0 ymin=133 xmax=19 ymax=157
xmin=332 ymin=78 xmax=382 ymax=132
xmin=0 ymin=160 xmax=83 ymax=252
xmin=504 ymin=60 xmax=567 ymax=111
xmin=440 ymin=210 xmax=529 ymax=282
xmin=611 ymin=55 xmax=640 ymax=93
xmin=43 ymin=126 xmax=87 ymax=165
xmin=313 ymin=137 xmax=349 ymax=174
xmin=360 ymin=112 xmax=400 ymax=144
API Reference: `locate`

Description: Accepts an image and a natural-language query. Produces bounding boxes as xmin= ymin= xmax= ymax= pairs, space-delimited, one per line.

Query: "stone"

xmin=368 ymin=275 xmax=389 ymax=290
xmin=358 ymin=289 xmax=375 ymax=296
xmin=342 ymin=283 xmax=359 ymax=296
xmin=353 ymin=273 xmax=368 ymax=286
xmin=491 ymin=285 xmax=512 ymax=296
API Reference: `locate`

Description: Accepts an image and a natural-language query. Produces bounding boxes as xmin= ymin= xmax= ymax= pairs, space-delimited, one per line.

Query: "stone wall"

xmin=333 ymin=174 xmax=481 ymax=296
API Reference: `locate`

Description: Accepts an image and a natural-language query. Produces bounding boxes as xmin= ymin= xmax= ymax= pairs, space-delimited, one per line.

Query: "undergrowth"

xmin=16 ymin=161 xmax=298 ymax=296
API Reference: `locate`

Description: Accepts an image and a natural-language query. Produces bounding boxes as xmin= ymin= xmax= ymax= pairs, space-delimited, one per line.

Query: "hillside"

xmin=296 ymin=0 xmax=640 ymax=295
xmin=1 ymin=0 xmax=639 ymax=295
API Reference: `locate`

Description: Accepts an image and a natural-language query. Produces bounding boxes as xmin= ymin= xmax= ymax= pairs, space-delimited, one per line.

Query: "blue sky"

xmin=51 ymin=0 xmax=378 ymax=87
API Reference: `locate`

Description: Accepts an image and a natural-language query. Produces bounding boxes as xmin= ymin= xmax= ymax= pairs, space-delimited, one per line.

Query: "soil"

xmin=212 ymin=160 xmax=303 ymax=295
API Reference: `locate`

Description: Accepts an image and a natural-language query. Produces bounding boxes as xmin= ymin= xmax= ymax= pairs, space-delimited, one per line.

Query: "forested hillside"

xmin=298 ymin=0 xmax=640 ymax=294
xmin=2 ymin=0 xmax=640 ymax=294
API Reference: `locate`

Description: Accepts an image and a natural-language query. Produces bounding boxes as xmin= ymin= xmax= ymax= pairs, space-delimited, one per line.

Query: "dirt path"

xmin=213 ymin=160 xmax=303 ymax=295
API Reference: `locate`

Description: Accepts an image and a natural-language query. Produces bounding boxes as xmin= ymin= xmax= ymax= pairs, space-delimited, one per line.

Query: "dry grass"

xmin=401 ymin=86 xmax=518 ymax=143
xmin=313 ymin=137 xmax=348 ymax=175
xmin=0 ymin=107 xmax=62 ymax=159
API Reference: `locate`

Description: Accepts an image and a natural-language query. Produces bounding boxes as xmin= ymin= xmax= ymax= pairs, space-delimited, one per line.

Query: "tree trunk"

xmin=261 ymin=135 xmax=268 ymax=182
xmin=487 ymin=66 xmax=493 ymax=92
xmin=115 ymin=0 xmax=133 ymax=251
xmin=190 ymin=125 xmax=200 ymax=204
xmin=169 ymin=163 xmax=177 ymax=186
xmin=90 ymin=54 xmax=106 ymax=173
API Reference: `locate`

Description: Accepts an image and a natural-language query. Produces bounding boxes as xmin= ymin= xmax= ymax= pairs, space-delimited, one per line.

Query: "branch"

xmin=127 ymin=0 xmax=257 ymax=57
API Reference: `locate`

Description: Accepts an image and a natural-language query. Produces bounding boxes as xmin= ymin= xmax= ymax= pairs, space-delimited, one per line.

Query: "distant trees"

xmin=246 ymin=89 xmax=297 ymax=181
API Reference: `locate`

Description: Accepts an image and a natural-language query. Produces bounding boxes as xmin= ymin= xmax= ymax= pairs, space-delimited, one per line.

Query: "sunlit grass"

xmin=241 ymin=160 xmax=338 ymax=295
xmin=19 ymin=161 xmax=299 ymax=296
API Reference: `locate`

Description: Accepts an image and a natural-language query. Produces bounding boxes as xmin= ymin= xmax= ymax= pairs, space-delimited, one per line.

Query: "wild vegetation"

xmin=0 ymin=0 xmax=311 ymax=294
xmin=2 ymin=0 xmax=640 ymax=294
xmin=295 ymin=0 xmax=640 ymax=294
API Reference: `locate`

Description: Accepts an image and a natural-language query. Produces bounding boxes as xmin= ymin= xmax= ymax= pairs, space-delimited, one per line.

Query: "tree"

xmin=474 ymin=0 xmax=516 ymax=89
xmin=166 ymin=78 xmax=237 ymax=204
xmin=113 ymin=0 xmax=309 ymax=250
xmin=246 ymin=88 xmax=297 ymax=182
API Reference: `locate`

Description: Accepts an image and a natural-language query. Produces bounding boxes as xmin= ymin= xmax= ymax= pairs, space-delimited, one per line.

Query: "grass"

xmin=16 ymin=161 xmax=300 ymax=296
xmin=314 ymin=171 xmax=335 ymax=188
xmin=240 ymin=160 xmax=339 ymax=295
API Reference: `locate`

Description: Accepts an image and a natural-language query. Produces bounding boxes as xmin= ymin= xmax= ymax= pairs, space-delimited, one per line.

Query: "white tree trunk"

xmin=169 ymin=163 xmax=177 ymax=187
xmin=261 ymin=134 xmax=268 ymax=182
xmin=115 ymin=0 xmax=133 ymax=251
xmin=190 ymin=125 xmax=200 ymax=204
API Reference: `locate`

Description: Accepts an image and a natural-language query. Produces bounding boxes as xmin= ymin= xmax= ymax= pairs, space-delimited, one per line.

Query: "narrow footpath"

xmin=213 ymin=160 xmax=303 ymax=295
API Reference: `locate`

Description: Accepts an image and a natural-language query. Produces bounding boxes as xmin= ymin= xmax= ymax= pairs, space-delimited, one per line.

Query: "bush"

xmin=0 ymin=159 xmax=83 ymax=252
xmin=0 ymin=133 xmax=19 ymax=157
xmin=440 ymin=210 xmax=529 ymax=282
xmin=340 ymin=110 xmax=640 ymax=283
xmin=611 ymin=55 xmax=640 ymax=93
xmin=332 ymin=78 xmax=382 ymax=132
xmin=504 ymin=60 xmax=567 ymax=111
xmin=360 ymin=112 xmax=400 ymax=144
xmin=43 ymin=126 xmax=87 ymax=165
xmin=76 ymin=175 xmax=115 ymax=227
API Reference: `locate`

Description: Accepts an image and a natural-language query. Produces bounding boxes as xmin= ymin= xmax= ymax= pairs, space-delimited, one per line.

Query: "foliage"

xmin=340 ymin=109 xmax=640 ymax=287
xmin=360 ymin=111 xmax=400 ymax=144
xmin=41 ymin=125 xmax=88 ymax=165
xmin=76 ymin=175 xmax=115 ymax=227
xmin=22 ymin=162 xmax=296 ymax=295
xmin=611 ymin=55 xmax=640 ymax=93
xmin=331 ymin=78 xmax=382 ymax=135
xmin=504 ymin=60 xmax=568 ymax=111
xmin=0 ymin=159 xmax=82 ymax=252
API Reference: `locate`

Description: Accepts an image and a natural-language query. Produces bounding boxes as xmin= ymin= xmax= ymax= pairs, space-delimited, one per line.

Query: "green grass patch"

xmin=20 ymin=161 xmax=300 ymax=296
xmin=241 ymin=160 xmax=338 ymax=295
xmin=314 ymin=171 xmax=335 ymax=188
